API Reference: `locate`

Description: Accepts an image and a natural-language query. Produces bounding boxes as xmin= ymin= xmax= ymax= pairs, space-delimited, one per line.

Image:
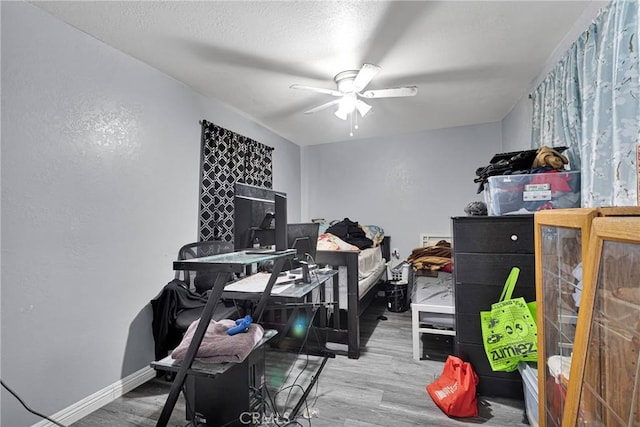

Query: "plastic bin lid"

xmin=518 ymin=362 xmax=538 ymax=393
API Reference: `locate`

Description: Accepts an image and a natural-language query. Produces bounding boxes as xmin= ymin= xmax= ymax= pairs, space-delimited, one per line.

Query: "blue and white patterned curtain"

xmin=531 ymin=0 xmax=639 ymax=207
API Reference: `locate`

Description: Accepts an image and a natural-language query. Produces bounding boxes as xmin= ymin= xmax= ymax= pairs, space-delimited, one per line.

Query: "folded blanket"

xmin=171 ymin=318 xmax=264 ymax=363
xmin=408 ymin=241 xmax=453 ymax=271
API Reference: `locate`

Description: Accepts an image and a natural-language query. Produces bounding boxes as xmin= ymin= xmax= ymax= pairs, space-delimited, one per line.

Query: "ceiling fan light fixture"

xmin=339 ymin=94 xmax=356 ymax=110
xmin=334 ymin=106 xmax=349 ymax=120
xmin=356 ymin=100 xmax=372 ymax=117
xmin=335 ymin=93 xmax=357 ymax=120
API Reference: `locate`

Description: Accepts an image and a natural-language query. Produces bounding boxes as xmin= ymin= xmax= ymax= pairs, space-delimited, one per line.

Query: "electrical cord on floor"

xmin=1 ymin=379 xmax=67 ymax=427
xmin=278 ymin=307 xmax=319 ymax=410
xmin=262 ymin=384 xmax=287 ymax=427
xmin=275 ymin=384 xmax=311 ymax=427
xmin=271 ymin=257 xmax=327 ymax=426
xmin=282 ymin=268 xmax=329 ymax=426
xmin=277 ymin=308 xmax=324 ymax=426
xmin=252 ymin=384 xmax=293 ymax=427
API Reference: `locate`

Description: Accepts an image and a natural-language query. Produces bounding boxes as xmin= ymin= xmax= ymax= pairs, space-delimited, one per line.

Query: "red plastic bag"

xmin=426 ymin=355 xmax=479 ymax=418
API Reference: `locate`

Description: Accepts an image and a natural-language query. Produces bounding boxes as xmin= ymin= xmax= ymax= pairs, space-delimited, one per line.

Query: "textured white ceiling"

xmin=31 ymin=1 xmax=601 ymax=146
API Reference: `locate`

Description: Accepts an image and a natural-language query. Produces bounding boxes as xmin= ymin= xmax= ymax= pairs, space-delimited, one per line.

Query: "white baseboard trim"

xmin=32 ymin=366 xmax=156 ymax=427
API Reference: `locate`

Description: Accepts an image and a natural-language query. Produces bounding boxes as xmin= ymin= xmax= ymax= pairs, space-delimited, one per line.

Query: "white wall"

xmin=0 ymin=2 xmax=300 ymax=426
xmin=501 ymin=96 xmax=533 ymax=152
xmin=301 ymin=123 xmax=502 ymax=259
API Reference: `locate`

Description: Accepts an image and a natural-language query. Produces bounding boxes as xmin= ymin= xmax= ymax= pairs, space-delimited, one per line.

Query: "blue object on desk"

xmin=227 ymin=315 xmax=253 ymax=335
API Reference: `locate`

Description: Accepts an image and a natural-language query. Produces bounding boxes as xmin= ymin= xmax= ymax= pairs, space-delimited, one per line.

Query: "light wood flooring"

xmin=71 ymin=298 xmax=527 ymax=426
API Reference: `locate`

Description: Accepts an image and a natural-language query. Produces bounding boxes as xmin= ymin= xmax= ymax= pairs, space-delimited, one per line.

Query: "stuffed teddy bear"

xmin=532 ymin=146 xmax=569 ymax=169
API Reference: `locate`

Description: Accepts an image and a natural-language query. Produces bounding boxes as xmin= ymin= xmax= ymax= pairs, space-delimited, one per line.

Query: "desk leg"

xmin=290 ymin=356 xmax=329 ymax=420
xmin=253 ymin=257 xmax=287 ymax=322
xmin=318 ymin=282 xmax=326 ymax=329
xmin=332 ymin=273 xmax=340 ymax=329
xmin=156 ymin=271 xmax=231 ymax=427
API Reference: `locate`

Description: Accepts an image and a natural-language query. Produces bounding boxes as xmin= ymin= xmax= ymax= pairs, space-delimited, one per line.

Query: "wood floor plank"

xmin=71 ymin=297 xmax=527 ymax=426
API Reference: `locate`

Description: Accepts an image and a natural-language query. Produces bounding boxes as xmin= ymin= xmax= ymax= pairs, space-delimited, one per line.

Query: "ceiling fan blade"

xmin=290 ymin=84 xmax=342 ymax=97
xmin=352 ymin=64 xmax=381 ymax=93
xmin=360 ymin=86 xmax=418 ymax=99
xmin=303 ymin=99 xmax=341 ymax=114
xmin=356 ymin=99 xmax=372 ymax=117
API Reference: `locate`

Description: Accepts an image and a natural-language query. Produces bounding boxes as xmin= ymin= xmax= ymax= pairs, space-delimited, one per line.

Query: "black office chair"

xmin=173 ymin=240 xmax=239 ymax=331
xmin=151 ymin=240 xmax=240 ymax=363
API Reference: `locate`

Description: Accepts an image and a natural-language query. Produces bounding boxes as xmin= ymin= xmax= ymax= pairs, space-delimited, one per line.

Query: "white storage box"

xmin=386 ymin=261 xmax=413 ymax=284
xmin=518 ymin=362 xmax=539 ymax=427
xmin=486 ymin=171 xmax=580 ymax=215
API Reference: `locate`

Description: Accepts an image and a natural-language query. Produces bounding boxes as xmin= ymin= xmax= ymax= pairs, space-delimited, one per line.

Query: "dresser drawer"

xmin=455 ymin=283 xmax=537 ymax=316
xmin=454 ymin=253 xmax=535 ymax=287
xmin=455 ymin=342 xmax=524 ymax=383
xmin=452 ymin=216 xmax=533 ymax=253
xmin=455 ymin=312 xmax=484 ymax=344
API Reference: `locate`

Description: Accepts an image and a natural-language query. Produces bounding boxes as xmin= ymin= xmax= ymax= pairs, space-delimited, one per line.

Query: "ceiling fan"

xmin=290 ymin=63 xmax=418 ymax=122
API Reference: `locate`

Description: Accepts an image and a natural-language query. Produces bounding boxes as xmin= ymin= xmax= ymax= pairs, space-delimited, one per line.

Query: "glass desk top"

xmin=179 ymin=249 xmax=295 ymax=264
xmin=223 ymin=269 xmax=337 ymax=299
xmin=173 ymin=249 xmax=296 ymax=272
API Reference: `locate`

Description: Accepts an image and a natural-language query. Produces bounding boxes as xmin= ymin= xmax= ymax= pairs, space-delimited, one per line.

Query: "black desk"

xmin=152 ymin=330 xmax=278 ymax=427
xmin=223 ymin=269 xmax=338 ymax=355
xmin=155 ymin=249 xmax=296 ymax=427
xmin=222 ymin=268 xmax=339 ymax=420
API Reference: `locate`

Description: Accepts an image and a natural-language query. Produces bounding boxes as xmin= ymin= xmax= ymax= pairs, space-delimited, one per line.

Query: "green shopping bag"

xmin=480 ymin=267 xmax=537 ymax=373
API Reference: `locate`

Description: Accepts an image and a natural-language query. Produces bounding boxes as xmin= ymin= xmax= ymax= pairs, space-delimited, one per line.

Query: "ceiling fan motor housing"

xmin=334 ymin=70 xmax=359 ymax=93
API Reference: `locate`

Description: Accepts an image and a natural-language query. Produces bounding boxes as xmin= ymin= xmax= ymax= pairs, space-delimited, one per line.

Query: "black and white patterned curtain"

xmin=199 ymin=120 xmax=273 ymax=242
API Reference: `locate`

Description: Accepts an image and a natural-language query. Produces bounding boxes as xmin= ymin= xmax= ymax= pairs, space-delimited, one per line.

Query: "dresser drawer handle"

xmin=511 ymin=234 xmax=518 ymax=241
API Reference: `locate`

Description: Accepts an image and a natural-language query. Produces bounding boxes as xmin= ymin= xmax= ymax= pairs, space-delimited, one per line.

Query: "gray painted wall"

xmin=501 ymin=96 xmax=533 ymax=153
xmin=0 ymin=2 xmax=300 ymax=426
xmin=301 ymin=123 xmax=503 ymax=260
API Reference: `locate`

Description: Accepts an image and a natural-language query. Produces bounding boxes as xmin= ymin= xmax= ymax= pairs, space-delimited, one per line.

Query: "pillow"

xmin=317 ymin=221 xmax=331 ymax=235
xmin=361 ymin=224 xmax=385 ymax=247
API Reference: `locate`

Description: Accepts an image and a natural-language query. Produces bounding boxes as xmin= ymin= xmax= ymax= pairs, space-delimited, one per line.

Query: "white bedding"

xmin=358 ymin=247 xmax=383 ymax=280
xmin=324 ymin=246 xmax=387 ymax=309
xmin=413 ymin=272 xmax=455 ymax=328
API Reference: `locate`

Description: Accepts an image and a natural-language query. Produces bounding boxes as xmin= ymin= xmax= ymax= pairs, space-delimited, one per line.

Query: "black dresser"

xmin=451 ymin=215 xmax=536 ymax=399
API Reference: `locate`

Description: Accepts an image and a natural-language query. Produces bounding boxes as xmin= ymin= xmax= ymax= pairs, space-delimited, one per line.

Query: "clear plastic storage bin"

xmin=518 ymin=362 xmax=539 ymax=427
xmin=485 ymin=170 xmax=580 ymax=215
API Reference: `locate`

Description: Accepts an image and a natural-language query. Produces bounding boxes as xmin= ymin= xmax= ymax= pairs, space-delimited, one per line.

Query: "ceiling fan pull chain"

xmin=349 ymin=111 xmax=354 ymax=137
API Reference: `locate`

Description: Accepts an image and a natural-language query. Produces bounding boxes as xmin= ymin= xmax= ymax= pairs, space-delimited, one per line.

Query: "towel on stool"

xmin=171 ymin=318 xmax=264 ymax=363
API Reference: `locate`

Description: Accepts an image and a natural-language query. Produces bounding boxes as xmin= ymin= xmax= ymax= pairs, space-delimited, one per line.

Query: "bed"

xmin=313 ymin=221 xmax=389 ymax=359
xmin=407 ymin=237 xmax=455 ymax=360
xmin=411 ymin=272 xmax=455 ymax=360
